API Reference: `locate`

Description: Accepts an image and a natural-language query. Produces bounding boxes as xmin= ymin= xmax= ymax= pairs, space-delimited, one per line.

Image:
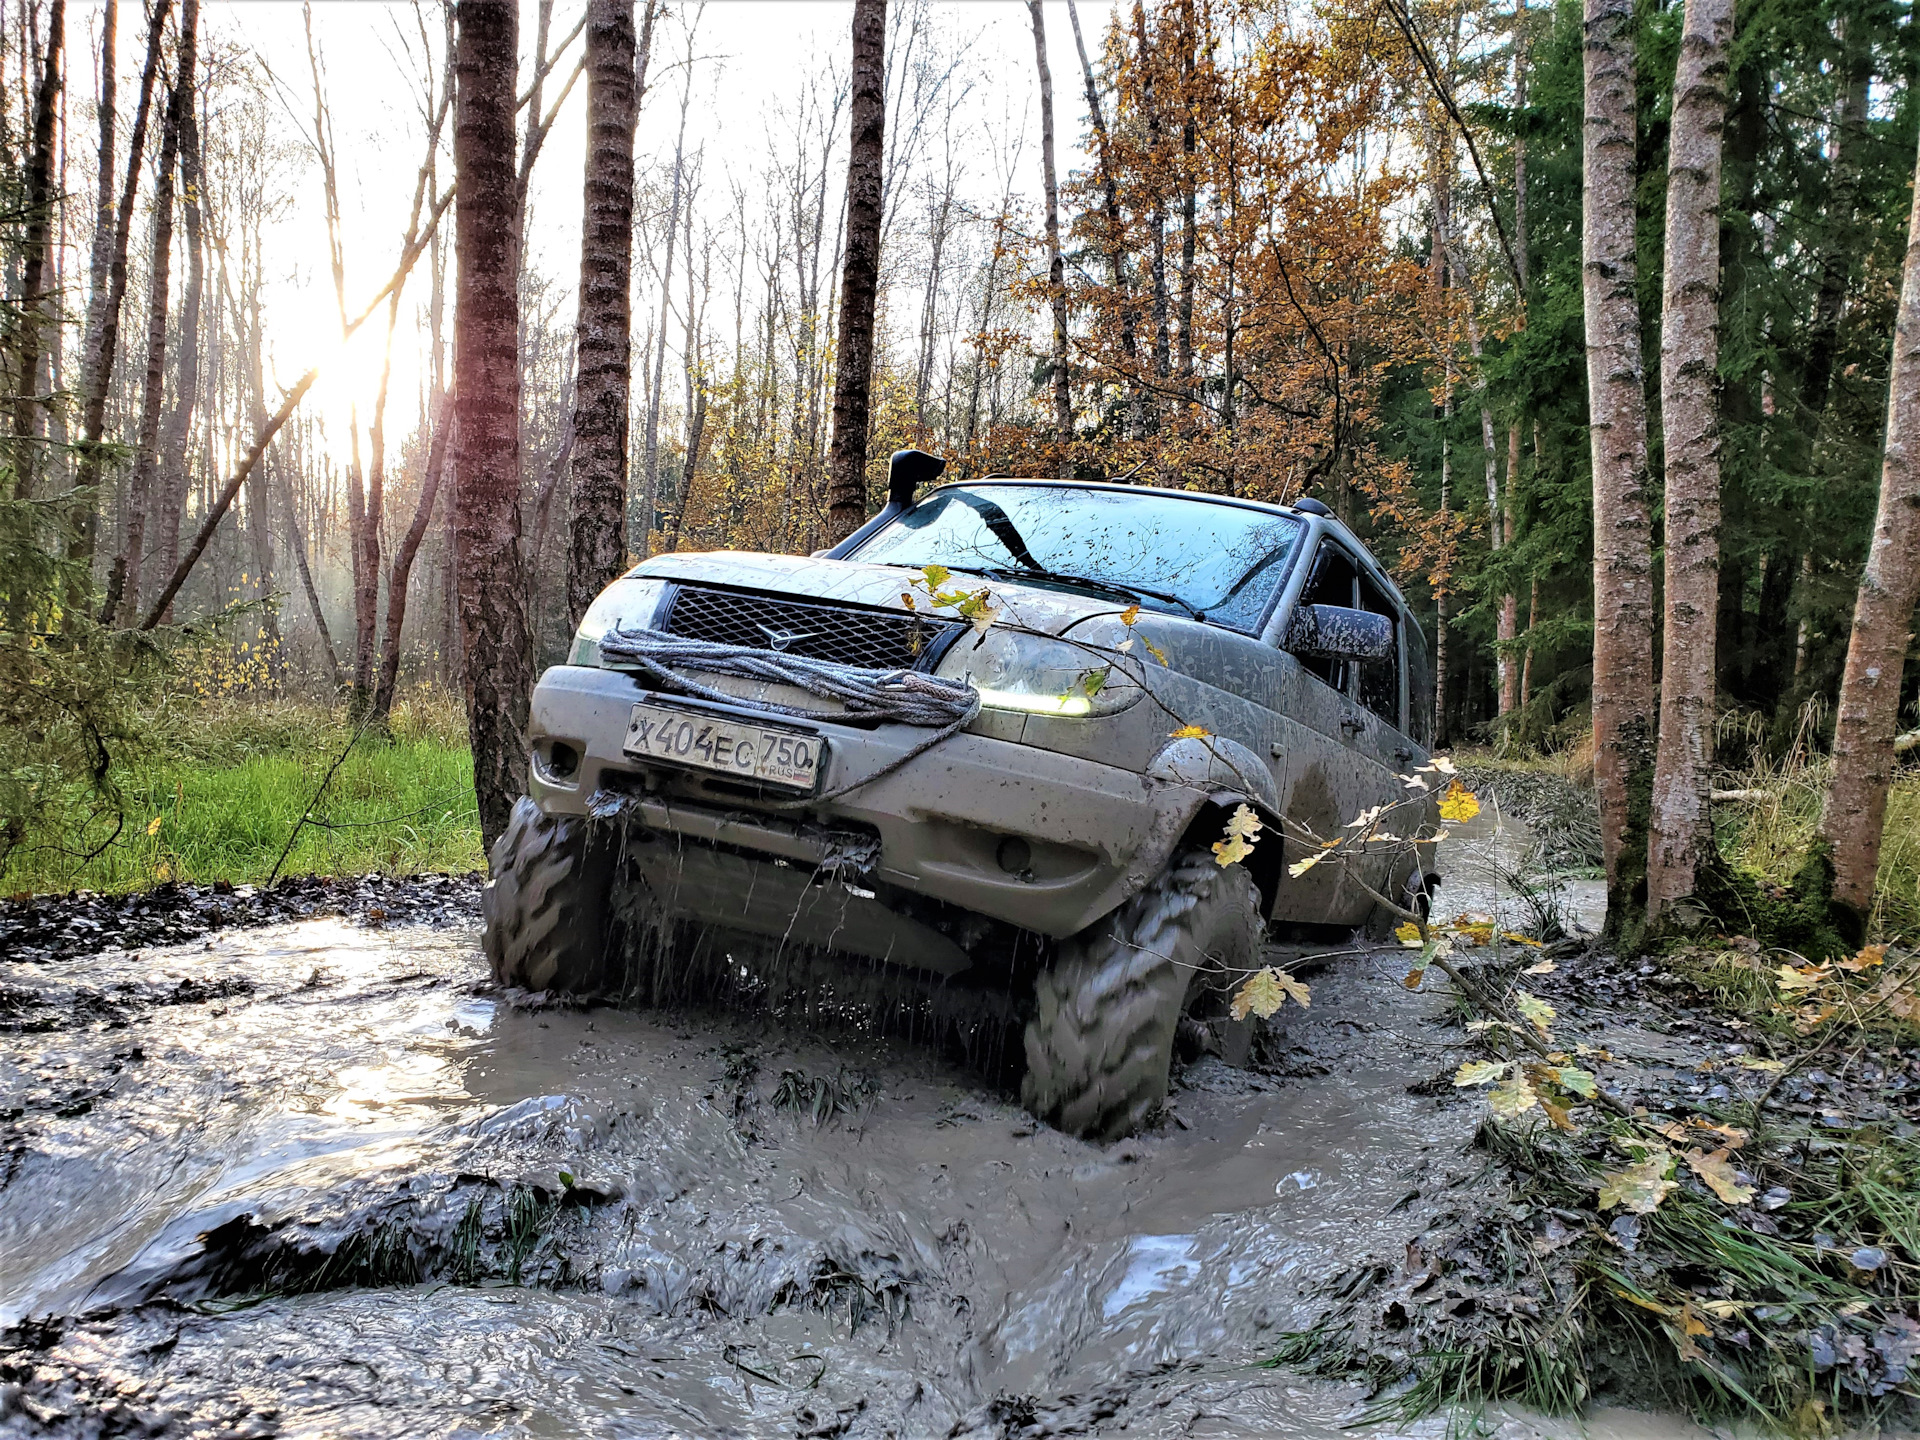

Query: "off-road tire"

xmin=482 ymin=796 xmax=619 ymax=995
xmin=1022 ymin=849 xmax=1263 ymax=1141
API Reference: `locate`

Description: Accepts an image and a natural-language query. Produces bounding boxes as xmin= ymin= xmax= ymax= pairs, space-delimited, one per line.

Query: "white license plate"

xmin=623 ymin=703 xmax=823 ymax=790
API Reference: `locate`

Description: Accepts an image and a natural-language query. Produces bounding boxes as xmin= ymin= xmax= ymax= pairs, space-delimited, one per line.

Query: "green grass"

xmin=1 ymin=689 xmax=484 ymax=895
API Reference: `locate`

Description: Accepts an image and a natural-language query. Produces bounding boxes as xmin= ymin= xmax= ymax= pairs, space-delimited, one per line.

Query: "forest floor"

xmin=3 ymin=804 xmax=1916 ymax=1438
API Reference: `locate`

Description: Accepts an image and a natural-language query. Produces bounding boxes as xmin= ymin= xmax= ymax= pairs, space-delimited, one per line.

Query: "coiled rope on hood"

xmin=597 ymin=625 xmax=982 ymax=803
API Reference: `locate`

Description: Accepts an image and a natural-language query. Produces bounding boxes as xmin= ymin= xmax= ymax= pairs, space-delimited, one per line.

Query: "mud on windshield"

xmin=849 ymin=484 xmax=1304 ymax=632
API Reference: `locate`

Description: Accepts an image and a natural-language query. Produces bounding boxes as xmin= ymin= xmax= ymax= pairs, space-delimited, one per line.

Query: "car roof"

xmin=930 ymin=477 xmax=1414 ymax=616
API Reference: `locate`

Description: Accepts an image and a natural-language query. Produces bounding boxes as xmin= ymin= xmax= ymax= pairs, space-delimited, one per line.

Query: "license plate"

xmin=623 ymin=703 xmax=823 ymax=790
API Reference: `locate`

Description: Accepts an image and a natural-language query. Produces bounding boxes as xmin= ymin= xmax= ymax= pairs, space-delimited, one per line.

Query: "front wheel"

xmin=1021 ymin=849 xmax=1263 ymax=1141
xmin=482 ymin=796 xmax=619 ymax=995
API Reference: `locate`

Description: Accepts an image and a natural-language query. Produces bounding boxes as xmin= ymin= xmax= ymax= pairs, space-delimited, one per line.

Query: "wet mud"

xmin=2 ymin=868 xmax=1698 ymax=1438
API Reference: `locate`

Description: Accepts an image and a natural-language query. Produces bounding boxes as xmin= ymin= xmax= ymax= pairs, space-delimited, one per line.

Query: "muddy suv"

xmin=484 ymin=451 xmax=1436 ymax=1139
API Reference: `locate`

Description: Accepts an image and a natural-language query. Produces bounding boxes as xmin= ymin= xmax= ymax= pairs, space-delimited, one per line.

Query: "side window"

xmin=1357 ymin=573 xmax=1401 ymax=728
xmin=1295 ymin=543 xmax=1358 ymax=693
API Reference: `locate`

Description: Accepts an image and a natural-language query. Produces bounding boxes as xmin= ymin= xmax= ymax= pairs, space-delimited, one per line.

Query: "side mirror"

xmin=1285 ymin=604 xmax=1395 ymax=662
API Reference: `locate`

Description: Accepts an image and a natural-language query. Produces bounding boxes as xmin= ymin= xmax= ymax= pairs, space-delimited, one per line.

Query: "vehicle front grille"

xmin=662 ymin=585 xmax=957 ymax=672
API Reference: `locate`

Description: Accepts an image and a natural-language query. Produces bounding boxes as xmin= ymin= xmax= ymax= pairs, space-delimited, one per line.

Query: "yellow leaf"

xmin=1733 ymin=1054 xmax=1785 ymax=1072
xmin=1288 ymin=846 xmax=1332 ymax=878
xmin=1395 ymin=922 xmax=1423 ymax=947
xmin=1599 ymin=1149 xmax=1676 ymax=1214
xmin=921 ymin=563 xmax=951 ymax=589
xmin=1684 ymin=1147 xmax=1755 ymax=1205
xmin=1142 ymin=637 xmax=1169 ymax=665
xmin=1507 ymin=932 xmax=1546 ymax=949
xmin=1437 ymin=780 xmax=1481 ymax=823
xmin=1838 ymin=944 xmax=1887 ymax=972
xmin=1775 ymin=963 xmax=1828 ymax=992
xmin=1514 ymin=990 xmax=1556 ymax=1038
xmin=1454 ymin=1059 xmax=1506 ymax=1087
xmin=1213 ymin=804 xmax=1264 ymax=868
xmin=1488 ymin=1068 xmax=1538 ymax=1119
xmin=1540 ymin=1097 xmax=1578 ymax=1132
xmin=1170 ymin=724 xmax=1210 ymax=739
xmin=1231 ymin=967 xmax=1310 ymax=1019
xmin=1119 ymin=603 xmax=1141 ymax=626
xmin=146 ymin=815 xmax=164 ymax=836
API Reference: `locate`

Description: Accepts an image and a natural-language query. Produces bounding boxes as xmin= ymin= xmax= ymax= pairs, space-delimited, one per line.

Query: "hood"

xmin=633 ymin=550 xmax=1132 ymax=638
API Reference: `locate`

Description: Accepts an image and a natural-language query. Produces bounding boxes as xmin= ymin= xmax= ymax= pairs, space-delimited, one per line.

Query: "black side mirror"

xmin=889 ymin=448 xmax=946 ymax=509
xmin=1285 ymin=604 xmax=1395 ymax=661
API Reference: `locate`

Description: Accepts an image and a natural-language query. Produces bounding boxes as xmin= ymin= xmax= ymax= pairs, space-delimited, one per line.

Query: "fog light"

xmin=996 ymin=836 xmax=1032 ymax=876
xmin=544 ymin=741 xmax=579 ymax=781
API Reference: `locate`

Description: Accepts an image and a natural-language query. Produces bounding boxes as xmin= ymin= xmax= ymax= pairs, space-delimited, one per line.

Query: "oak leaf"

xmin=1683 ymin=1147 xmax=1754 ymax=1205
xmin=1488 ymin=1068 xmax=1538 ymax=1119
xmin=1231 ymin=967 xmax=1310 ymax=1019
xmin=1454 ymin=1059 xmax=1507 ymax=1087
xmin=1599 ymin=1149 xmax=1676 ymax=1214
xmin=1514 ymin=990 xmax=1556 ymax=1039
xmin=1213 ymin=804 xmax=1264 ymax=868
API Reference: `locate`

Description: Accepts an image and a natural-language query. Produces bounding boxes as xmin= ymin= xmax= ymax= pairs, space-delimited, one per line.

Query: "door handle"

xmin=1339 ymin=713 xmax=1366 ymax=735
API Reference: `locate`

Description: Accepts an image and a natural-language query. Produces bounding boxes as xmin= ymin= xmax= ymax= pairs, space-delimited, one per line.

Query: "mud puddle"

xmin=2 ymin=886 xmax=1698 ymax=1437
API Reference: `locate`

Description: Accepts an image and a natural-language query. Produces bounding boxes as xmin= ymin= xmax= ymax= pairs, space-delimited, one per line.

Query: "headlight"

xmin=570 ymin=576 xmax=669 ymax=666
xmin=935 ymin=624 xmax=1143 ymax=716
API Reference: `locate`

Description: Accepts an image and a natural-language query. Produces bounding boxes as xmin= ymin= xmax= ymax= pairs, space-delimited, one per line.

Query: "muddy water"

xmin=3 ymin=905 xmax=1691 ymax=1437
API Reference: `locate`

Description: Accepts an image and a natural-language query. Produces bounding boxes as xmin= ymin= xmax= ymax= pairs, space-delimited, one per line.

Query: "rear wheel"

xmin=1022 ymin=849 xmax=1263 ymax=1141
xmin=482 ymin=796 xmax=619 ymax=995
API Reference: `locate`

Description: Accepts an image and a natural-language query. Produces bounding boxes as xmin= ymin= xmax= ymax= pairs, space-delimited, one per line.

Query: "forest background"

xmin=4 ymin=0 xmax=1920 ymax=950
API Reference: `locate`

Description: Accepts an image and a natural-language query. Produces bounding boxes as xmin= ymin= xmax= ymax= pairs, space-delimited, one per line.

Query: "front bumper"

xmin=525 ymin=665 xmax=1205 ymax=939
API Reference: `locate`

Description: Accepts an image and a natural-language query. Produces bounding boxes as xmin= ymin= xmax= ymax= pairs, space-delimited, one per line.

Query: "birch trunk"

xmin=1029 ymin=0 xmax=1072 ymax=472
xmin=565 ymin=0 xmax=640 ymax=625
xmin=155 ymin=94 xmax=205 ymax=618
xmin=453 ymin=0 xmax=534 ymax=849
xmin=11 ymin=0 xmax=63 ymax=497
xmin=1648 ymin=0 xmax=1734 ymax=923
xmin=825 ymin=0 xmax=888 ymax=541
xmin=1815 ymin=129 xmax=1920 ymax=938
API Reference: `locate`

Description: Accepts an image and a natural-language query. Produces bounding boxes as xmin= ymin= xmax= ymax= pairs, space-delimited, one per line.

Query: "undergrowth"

xmin=0 ymin=688 xmax=482 ymax=894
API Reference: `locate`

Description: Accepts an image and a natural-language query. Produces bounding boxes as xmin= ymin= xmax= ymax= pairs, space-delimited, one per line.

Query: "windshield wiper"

xmin=978 ymin=567 xmax=1206 ymax=622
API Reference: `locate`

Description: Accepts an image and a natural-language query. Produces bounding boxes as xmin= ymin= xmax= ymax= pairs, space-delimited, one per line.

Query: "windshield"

xmin=848 ymin=484 xmax=1305 ymax=632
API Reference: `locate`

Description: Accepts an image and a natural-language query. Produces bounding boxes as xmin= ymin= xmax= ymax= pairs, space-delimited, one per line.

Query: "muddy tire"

xmin=1022 ymin=850 xmax=1263 ymax=1141
xmin=482 ymin=796 xmax=619 ymax=996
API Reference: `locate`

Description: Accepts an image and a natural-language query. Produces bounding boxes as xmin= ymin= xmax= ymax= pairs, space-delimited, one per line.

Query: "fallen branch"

xmin=135 ymin=183 xmax=454 ymax=631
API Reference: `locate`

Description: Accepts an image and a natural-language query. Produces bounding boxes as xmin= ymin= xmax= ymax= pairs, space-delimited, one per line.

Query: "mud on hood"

xmin=634 ymin=551 xmax=1130 ymax=637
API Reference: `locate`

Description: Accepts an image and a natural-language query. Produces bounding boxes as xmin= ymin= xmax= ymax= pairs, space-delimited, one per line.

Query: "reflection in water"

xmin=1 ymin=909 xmax=1688 ymax=1438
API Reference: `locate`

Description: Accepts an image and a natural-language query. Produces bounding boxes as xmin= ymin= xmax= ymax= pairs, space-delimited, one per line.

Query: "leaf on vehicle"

xmin=1213 ymin=804 xmax=1264 ymax=868
xmin=1599 ymin=1149 xmax=1676 ymax=1214
xmin=1120 ymin=603 xmax=1141 ymax=626
xmin=921 ymin=564 xmax=952 ymax=589
xmin=1775 ymin=963 xmax=1827 ymax=992
xmin=1170 ymin=724 xmax=1211 ymax=739
xmin=146 ymin=815 xmax=163 ymax=836
xmin=1553 ymin=1065 xmax=1598 ymax=1098
xmin=1231 ymin=967 xmax=1309 ymax=1019
xmin=1402 ymin=773 xmax=1432 ymax=791
xmin=900 ymin=591 xmax=918 ymax=610
xmin=1078 ymin=668 xmax=1108 ymax=698
xmin=1514 ymin=990 xmax=1555 ymax=1038
xmin=954 ymin=589 xmax=999 ymax=634
xmin=1488 ymin=1068 xmax=1538 ymax=1119
xmin=1437 ymin=780 xmax=1480 ymax=823
xmin=1523 ymin=956 xmax=1557 ymax=974
xmin=1345 ymin=803 xmax=1385 ymax=830
xmin=1395 ymin=921 xmax=1423 ymax=947
xmin=1288 ymin=845 xmax=1333 ymax=878
xmin=1143 ymin=637 xmax=1169 ymax=665
xmin=1838 ymin=943 xmax=1887 ymax=972
xmin=1684 ymin=1147 xmax=1755 ymax=1205
xmin=1454 ymin=1059 xmax=1506 ymax=1087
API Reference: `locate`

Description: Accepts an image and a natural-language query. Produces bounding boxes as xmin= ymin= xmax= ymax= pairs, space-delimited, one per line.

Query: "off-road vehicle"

xmin=484 ymin=451 xmax=1438 ymax=1139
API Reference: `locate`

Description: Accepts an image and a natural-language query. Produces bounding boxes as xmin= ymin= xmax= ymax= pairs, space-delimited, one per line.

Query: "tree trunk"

xmin=640 ymin=64 xmax=688 ymax=557
xmin=1648 ymin=0 xmax=1734 ymax=924
xmin=277 ymin=452 xmax=343 ymax=692
xmin=11 ymin=0 xmax=63 ymax=498
xmin=112 ymin=0 xmax=197 ymax=626
xmin=156 ymin=92 xmax=206 ymax=619
xmin=1583 ymin=0 xmax=1657 ymax=944
xmin=1499 ymin=421 xmax=1522 ymax=716
xmin=1497 ymin=0 xmax=1528 ymax=718
xmin=68 ymin=0 xmax=168 ymax=601
xmin=1029 ymin=0 xmax=1071 ymax=473
xmin=824 ymin=0 xmax=887 ymax=542
xmin=565 ymin=0 xmax=640 ymax=628
xmin=1815 ymin=129 xmax=1920 ymax=941
xmin=1066 ymin=0 xmax=1142 ymax=440
xmin=454 ymin=0 xmax=535 ymax=849
xmin=372 ymin=403 xmax=451 ymax=721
